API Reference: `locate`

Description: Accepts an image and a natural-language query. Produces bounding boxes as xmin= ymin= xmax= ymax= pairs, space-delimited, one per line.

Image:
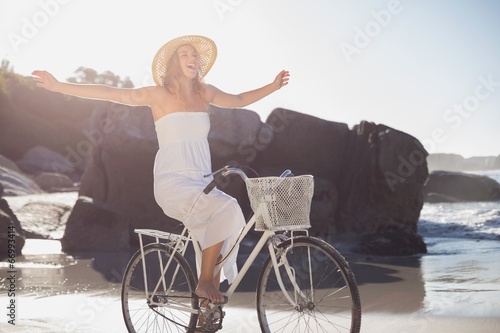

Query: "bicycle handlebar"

xmin=202 ymin=166 xmax=245 ymax=194
xmin=202 ymin=166 xmax=292 ymax=194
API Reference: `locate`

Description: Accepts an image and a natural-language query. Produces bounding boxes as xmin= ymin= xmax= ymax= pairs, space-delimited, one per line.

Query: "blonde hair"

xmin=163 ymin=45 xmax=208 ymax=111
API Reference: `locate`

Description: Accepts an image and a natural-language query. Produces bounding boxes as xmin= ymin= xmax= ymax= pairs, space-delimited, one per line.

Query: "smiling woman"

xmin=32 ymin=34 xmax=289 ymax=308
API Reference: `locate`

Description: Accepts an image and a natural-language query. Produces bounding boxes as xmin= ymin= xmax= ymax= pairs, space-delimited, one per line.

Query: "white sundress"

xmin=153 ymin=111 xmax=245 ymax=283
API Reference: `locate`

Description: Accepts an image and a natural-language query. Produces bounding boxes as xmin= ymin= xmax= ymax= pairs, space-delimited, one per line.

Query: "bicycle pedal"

xmin=197 ymin=296 xmax=228 ymax=306
xmin=212 ymin=309 xmax=225 ymax=320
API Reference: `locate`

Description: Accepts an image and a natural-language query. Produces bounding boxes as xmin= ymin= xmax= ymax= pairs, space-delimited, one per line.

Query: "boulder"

xmin=335 ymin=122 xmax=428 ymax=254
xmin=340 ymin=122 xmax=428 ymax=228
xmin=16 ymin=145 xmax=75 ymax=175
xmin=423 ymin=170 xmax=500 ymax=202
xmin=255 ymin=111 xmax=428 ymax=254
xmin=33 ymin=172 xmax=76 ymax=192
xmin=62 ymin=197 xmax=130 ymax=252
xmin=0 ymin=184 xmax=25 ymax=257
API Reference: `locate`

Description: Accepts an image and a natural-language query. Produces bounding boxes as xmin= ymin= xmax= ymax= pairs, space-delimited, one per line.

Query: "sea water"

xmin=418 ymin=170 xmax=500 ymax=250
xmin=417 ymin=170 xmax=500 ymax=317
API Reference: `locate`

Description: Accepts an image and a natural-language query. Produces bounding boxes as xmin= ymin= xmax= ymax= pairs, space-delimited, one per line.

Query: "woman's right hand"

xmin=32 ymin=70 xmax=60 ymax=92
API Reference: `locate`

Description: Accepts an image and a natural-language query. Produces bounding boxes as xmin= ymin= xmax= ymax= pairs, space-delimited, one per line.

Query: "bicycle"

xmin=121 ymin=166 xmax=362 ymax=332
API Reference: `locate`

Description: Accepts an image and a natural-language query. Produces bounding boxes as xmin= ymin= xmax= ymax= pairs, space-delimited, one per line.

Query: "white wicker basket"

xmin=244 ymin=175 xmax=314 ymax=231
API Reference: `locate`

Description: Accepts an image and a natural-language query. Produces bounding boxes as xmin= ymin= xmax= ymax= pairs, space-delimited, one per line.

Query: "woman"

xmin=32 ymin=35 xmax=289 ymax=304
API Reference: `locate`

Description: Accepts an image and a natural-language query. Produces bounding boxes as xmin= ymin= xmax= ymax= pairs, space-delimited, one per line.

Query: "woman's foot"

xmin=195 ymin=280 xmax=225 ymax=303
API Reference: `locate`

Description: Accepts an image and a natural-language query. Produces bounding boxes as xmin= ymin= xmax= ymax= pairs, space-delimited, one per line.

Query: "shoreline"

xmin=1 ymin=237 xmax=500 ymax=332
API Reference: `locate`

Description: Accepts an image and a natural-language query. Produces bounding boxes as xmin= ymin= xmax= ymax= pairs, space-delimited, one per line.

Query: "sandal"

xmin=194 ymin=297 xmax=226 ymax=332
xmin=196 ymin=295 xmax=228 ymax=305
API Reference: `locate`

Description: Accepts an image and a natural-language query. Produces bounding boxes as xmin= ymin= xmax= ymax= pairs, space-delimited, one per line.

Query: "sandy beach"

xmin=2 ymin=236 xmax=500 ymax=333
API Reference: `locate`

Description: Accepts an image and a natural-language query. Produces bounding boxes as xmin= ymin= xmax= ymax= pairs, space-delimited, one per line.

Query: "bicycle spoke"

xmin=121 ymin=244 xmax=198 ymax=332
xmin=256 ymin=236 xmax=361 ymax=333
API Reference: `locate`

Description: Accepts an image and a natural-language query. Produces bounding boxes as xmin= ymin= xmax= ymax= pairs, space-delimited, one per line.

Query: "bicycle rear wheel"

xmin=121 ymin=243 xmax=198 ymax=333
xmin=256 ymin=236 xmax=361 ymax=333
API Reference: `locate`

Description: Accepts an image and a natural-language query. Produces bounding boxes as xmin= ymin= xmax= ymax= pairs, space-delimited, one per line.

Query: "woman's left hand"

xmin=274 ymin=70 xmax=290 ymax=90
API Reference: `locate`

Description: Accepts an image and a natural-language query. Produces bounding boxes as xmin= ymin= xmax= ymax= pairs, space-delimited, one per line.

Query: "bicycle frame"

xmin=134 ymin=202 xmax=311 ymax=314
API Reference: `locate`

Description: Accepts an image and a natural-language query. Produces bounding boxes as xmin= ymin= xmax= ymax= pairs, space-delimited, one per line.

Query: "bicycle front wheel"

xmin=121 ymin=243 xmax=198 ymax=333
xmin=257 ymin=236 xmax=361 ymax=333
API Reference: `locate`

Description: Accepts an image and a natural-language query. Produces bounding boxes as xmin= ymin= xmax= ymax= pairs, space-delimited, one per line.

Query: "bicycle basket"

xmin=244 ymin=175 xmax=314 ymax=231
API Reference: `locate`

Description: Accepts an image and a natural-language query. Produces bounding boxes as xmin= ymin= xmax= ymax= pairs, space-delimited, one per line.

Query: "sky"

xmin=1 ymin=0 xmax=499 ymax=158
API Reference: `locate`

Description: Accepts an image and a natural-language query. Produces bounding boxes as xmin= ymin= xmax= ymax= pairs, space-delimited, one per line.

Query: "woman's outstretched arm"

xmin=207 ymin=70 xmax=289 ymax=108
xmin=32 ymin=70 xmax=159 ymax=107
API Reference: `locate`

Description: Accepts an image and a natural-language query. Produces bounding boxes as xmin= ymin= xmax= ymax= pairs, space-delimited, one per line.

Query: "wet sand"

xmin=2 ymin=237 xmax=500 ymax=332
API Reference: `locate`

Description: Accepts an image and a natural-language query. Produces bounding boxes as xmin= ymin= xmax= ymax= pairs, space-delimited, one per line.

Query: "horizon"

xmin=1 ymin=0 xmax=499 ymax=158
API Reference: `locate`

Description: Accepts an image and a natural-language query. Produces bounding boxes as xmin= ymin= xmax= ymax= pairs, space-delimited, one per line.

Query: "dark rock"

xmin=423 ymin=170 xmax=500 ymax=202
xmin=62 ymin=198 xmax=129 ymax=252
xmin=33 ymin=172 xmax=76 ymax=192
xmin=336 ymin=122 xmax=428 ymax=234
xmin=0 ymin=183 xmax=25 ymax=257
xmin=16 ymin=145 xmax=75 ymax=175
xmin=250 ymin=111 xmax=428 ymax=255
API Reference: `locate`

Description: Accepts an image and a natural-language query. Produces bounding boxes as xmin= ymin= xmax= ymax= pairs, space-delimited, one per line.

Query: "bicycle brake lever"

xmin=203 ymin=180 xmax=217 ymax=194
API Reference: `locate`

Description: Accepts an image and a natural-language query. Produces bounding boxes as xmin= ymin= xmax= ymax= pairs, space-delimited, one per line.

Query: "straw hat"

xmin=152 ymin=35 xmax=217 ymax=86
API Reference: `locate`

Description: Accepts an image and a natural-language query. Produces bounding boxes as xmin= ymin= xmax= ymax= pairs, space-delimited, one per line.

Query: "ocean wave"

xmin=418 ymin=201 xmax=500 ymax=240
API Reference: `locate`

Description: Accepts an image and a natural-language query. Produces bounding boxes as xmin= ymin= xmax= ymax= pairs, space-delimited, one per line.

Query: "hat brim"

xmin=152 ymin=35 xmax=217 ymax=86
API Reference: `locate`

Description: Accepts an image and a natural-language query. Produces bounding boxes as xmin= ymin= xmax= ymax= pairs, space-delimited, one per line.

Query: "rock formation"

xmin=255 ymin=111 xmax=428 ymax=255
xmin=0 ymin=184 xmax=26 ymax=257
xmin=61 ymin=105 xmax=429 ymax=255
xmin=424 ymin=170 xmax=500 ymax=202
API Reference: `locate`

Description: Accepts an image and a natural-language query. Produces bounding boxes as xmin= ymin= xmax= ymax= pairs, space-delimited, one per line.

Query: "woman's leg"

xmin=197 ymin=252 xmax=223 ymax=330
xmin=195 ymin=241 xmax=225 ymax=303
